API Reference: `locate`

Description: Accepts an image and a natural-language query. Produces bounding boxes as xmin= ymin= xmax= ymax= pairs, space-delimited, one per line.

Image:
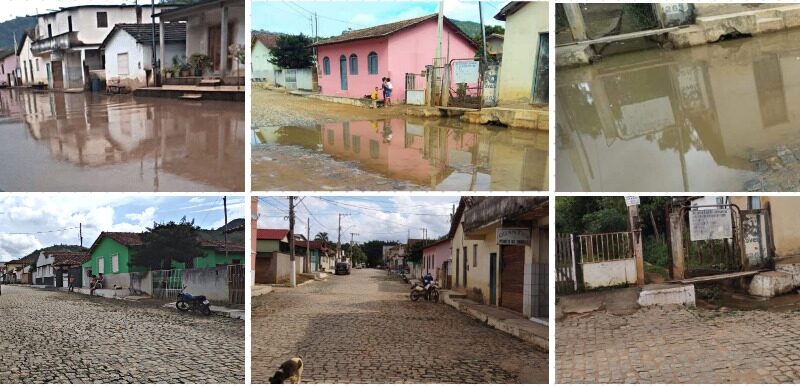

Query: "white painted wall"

xmin=582 ymin=259 xmax=637 ymax=288
xmin=497 ymin=1 xmax=549 ymax=104
xmin=18 ymin=36 xmax=50 ymax=86
xmin=104 ymin=29 xmax=185 ymax=89
xmin=36 ymin=6 xmax=165 ymax=44
xmin=251 ymin=40 xmax=276 ymax=83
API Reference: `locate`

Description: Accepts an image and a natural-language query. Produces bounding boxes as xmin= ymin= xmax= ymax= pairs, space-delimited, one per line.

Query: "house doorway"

xmin=489 ymin=253 xmax=497 ymax=305
xmin=339 ymin=55 xmax=348 ymax=90
xmin=462 ymin=247 xmax=467 ymax=288
xmin=51 ymin=60 xmax=64 ymax=89
xmin=500 ymin=244 xmax=525 ymax=313
xmin=532 ymin=32 xmax=549 ymax=104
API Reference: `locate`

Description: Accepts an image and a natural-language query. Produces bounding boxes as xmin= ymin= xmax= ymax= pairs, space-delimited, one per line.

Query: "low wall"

xmin=183 ymin=266 xmax=229 ymax=303
xmin=582 ymin=259 xmax=637 ymax=288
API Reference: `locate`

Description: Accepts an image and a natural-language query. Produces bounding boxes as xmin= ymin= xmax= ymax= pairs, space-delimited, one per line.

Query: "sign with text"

xmin=624 ymin=196 xmax=640 ymax=206
xmin=453 ymin=60 xmax=480 ymax=84
xmin=689 ymin=208 xmax=732 ymax=241
xmin=497 ymin=228 xmax=530 ymax=245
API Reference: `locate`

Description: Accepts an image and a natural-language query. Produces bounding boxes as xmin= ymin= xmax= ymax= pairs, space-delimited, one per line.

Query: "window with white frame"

xmin=111 ymin=254 xmax=119 ymax=273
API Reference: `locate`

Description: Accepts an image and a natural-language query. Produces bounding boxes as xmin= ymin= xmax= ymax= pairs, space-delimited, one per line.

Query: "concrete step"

xmin=749 ymin=271 xmax=795 ymax=298
xmin=179 ymin=93 xmax=203 ymax=100
xmin=756 ymin=16 xmax=785 ymax=33
xmin=638 ymin=284 xmax=696 ymax=307
xmin=775 ymin=262 xmax=800 ymax=287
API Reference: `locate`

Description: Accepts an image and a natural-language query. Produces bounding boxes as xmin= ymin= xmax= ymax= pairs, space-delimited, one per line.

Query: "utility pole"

xmin=223 ymin=196 xmax=229 ymax=262
xmin=79 ymin=223 xmax=83 ymax=247
xmin=337 ymin=213 xmax=350 ymax=262
xmin=434 ymin=0 xmax=445 ymax=105
xmin=150 ymin=0 xmax=159 ymax=86
xmin=350 ymin=232 xmax=359 ymax=264
xmin=478 ymin=1 xmax=488 ymax=64
xmin=305 ymin=217 xmax=310 ymax=273
xmin=289 ymin=197 xmax=297 ymax=287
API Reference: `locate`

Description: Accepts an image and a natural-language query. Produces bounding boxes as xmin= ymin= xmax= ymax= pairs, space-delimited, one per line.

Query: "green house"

xmin=82 ymin=232 xmax=245 ymax=275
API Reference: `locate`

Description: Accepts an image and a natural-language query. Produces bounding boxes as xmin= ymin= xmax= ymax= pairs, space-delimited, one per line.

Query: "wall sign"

xmin=453 ymin=60 xmax=480 ymax=84
xmin=689 ymin=208 xmax=732 ymax=241
xmin=497 ymin=228 xmax=530 ymax=245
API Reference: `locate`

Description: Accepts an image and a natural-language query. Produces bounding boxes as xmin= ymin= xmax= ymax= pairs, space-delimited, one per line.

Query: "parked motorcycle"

xmin=176 ymin=286 xmax=211 ymax=316
xmin=400 ymin=272 xmax=409 ymax=283
xmin=410 ymin=281 xmax=439 ymax=303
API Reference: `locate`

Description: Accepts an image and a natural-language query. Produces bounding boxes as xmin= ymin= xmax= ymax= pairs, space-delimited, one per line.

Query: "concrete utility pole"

xmin=150 ymin=0 xmax=159 ymax=86
xmin=563 ymin=3 xmax=588 ymax=41
xmin=627 ymin=204 xmax=645 ymax=286
xmin=478 ymin=1 xmax=488 ymax=64
xmin=432 ymin=0 xmax=445 ymax=105
xmin=223 ymin=196 xmax=229 ymax=262
xmin=305 ymin=217 xmax=310 ymax=273
xmin=79 ymin=223 xmax=83 ymax=247
xmin=350 ymin=232 xmax=359 ymax=263
xmin=337 ymin=213 xmax=350 ymax=262
xmin=289 ymin=197 xmax=297 ymax=287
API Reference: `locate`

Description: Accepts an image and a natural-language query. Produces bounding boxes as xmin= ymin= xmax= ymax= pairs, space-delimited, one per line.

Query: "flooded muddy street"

xmin=252 ymin=118 xmax=548 ymax=191
xmin=0 ymin=90 xmax=244 ymax=192
xmin=557 ymin=28 xmax=800 ymax=192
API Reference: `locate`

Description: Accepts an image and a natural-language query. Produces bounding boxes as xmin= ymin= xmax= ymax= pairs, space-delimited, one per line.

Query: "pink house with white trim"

xmin=422 ymin=238 xmax=452 ymax=282
xmin=311 ymin=14 xmax=477 ymax=102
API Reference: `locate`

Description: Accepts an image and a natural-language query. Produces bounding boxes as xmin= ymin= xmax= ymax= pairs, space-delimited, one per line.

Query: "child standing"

xmin=384 ymin=78 xmax=393 ymax=106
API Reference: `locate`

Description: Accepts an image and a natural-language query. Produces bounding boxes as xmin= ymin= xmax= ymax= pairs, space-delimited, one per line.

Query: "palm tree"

xmin=314 ymin=232 xmax=330 ymax=244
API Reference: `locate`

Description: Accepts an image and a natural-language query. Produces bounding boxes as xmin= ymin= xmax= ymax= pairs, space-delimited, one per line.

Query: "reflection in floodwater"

xmin=557 ymin=28 xmax=800 ymax=192
xmin=253 ymin=118 xmax=548 ymax=191
xmin=0 ymin=90 xmax=244 ymax=191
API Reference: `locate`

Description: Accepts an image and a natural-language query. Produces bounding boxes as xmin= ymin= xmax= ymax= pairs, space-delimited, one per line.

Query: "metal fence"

xmin=228 ymin=264 xmax=245 ymax=305
xmin=152 ymin=269 xmax=184 ymax=300
xmin=577 ymin=231 xmax=634 ymax=263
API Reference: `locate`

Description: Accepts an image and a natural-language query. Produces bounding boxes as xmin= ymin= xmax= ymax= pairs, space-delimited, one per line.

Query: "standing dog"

xmin=269 ymin=357 xmax=304 ymax=384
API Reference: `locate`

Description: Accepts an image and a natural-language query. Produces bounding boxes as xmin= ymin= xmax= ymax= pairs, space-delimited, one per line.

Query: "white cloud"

xmin=125 ymin=207 xmax=158 ymax=226
xmin=351 ymin=13 xmax=376 ymax=25
xmin=189 ymin=197 xmax=206 ymax=204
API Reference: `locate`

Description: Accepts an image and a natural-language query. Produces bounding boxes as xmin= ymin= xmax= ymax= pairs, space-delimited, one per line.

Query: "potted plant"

xmin=228 ymin=43 xmax=245 ymax=89
xmin=187 ymin=53 xmax=212 ymax=77
xmin=171 ymin=55 xmax=190 ymax=77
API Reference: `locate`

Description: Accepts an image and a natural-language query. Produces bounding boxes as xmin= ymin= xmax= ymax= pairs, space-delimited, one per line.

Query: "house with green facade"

xmin=82 ymin=232 xmax=246 ymax=287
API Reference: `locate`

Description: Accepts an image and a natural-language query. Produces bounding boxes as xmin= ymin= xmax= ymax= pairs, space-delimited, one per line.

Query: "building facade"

xmin=101 ymin=23 xmax=186 ymax=90
xmin=494 ymin=1 xmax=549 ymax=105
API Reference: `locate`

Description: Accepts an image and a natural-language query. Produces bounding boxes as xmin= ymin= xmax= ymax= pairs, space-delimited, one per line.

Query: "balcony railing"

xmin=31 ymin=32 xmax=81 ymax=55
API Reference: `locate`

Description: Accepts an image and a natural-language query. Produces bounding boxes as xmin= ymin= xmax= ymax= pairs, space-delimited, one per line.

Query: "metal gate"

xmin=285 ymin=69 xmax=297 ymax=90
xmin=152 ymin=269 xmax=183 ymax=300
xmin=556 ymin=233 xmax=579 ymax=294
xmin=447 ymin=58 xmax=483 ymax=109
xmin=227 ymin=264 xmax=245 ymax=305
xmin=678 ymin=204 xmax=744 ymax=278
xmin=741 ymin=209 xmax=772 ymax=267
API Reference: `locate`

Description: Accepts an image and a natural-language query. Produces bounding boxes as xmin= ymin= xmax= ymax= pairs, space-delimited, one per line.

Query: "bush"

xmin=644 ymin=236 xmax=668 ymax=268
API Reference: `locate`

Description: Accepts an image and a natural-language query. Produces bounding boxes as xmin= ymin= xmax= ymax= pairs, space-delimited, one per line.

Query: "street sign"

xmin=689 ymin=208 xmax=732 ymax=241
xmin=497 ymin=228 xmax=530 ymax=245
xmin=453 ymin=60 xmax=479 ymax=84
xmin=624 ymin=196 xmax=640 ymax=206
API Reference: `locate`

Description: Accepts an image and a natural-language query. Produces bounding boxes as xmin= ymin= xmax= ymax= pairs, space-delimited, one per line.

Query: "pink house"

xmin=422 ymin=238 xmax=452 ymax=282
xmin=311 ymin=14 xmax=477 ymax=101
xmin=0 ymin=50 xmax=17 ymax=87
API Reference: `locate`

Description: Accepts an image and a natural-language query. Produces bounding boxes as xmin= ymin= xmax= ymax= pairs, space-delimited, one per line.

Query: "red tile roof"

xmin=252 ymin=31 xmax=279 ymax=49
xmin=310 ymin=14 xmax=477 ymax=48
xmin=49 ymin=252 xmax=91 ymax=266
xmin=257 ymin=229 xmax=290 ymax=240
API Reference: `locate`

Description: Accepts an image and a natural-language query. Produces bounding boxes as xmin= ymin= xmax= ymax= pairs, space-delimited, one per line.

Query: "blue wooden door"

xmin=339 ymin=55 xmax=348 ymax=90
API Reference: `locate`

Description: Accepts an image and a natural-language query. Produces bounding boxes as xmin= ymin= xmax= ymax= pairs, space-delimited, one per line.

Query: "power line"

xmin=0 ymin=226 xmax=82 ymax=235
xmin=317 ymin=197 xmax=451 ymax=217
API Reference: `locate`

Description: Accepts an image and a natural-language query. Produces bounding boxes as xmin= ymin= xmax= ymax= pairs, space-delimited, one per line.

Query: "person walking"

xmin=384 ymin=77 xmax=393 ymax=106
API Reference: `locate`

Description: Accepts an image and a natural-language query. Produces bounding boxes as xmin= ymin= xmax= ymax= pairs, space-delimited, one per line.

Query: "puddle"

xmin=0 ymin=89 xmax=244 ymax=191
xmin=556 ymin=28 xmax=800 ymax=192
xmin=252 ymin=118 xmax=548 ymax=191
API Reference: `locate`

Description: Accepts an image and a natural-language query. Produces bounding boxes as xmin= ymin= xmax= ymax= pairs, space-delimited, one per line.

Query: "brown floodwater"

xmin=0 ymin=89 xmax=244 ymax=192
xmin=252 ymin=118 xmax=549 ymax=191
xmin=557 ymin=28 xmax=800 ymax=192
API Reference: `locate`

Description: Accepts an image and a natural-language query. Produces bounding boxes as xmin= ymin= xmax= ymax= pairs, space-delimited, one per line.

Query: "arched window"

xmin=349 ymin=54 xmax=358 ymax=75
xmin=322 ymin=57 xmax=330 ymax=75
xmin=367 ymin=52 xmax=378 ymax=74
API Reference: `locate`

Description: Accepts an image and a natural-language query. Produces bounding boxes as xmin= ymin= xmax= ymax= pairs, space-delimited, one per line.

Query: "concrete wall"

xmin=497 ymin=1 xmax=548 ymax=104
xmin=422 ymin=240 xmax=451 ymax=281
xmin=18 ymin=36 xmax=50 ymax=86
xmin=274 ymin=68 xmax=314 ymax=91
xmin=760 ymin=197 xmax=800 ymax=258
xmin=36 ymin=6 xmax=164 ymax=44
xmin=251 ymin=41 xmax=276 ymax=83
xmin=183 ymin=266 xmax=229 ymax=303
xmin=582 ymin=259 xmax=637 ymax=288
xmin=183 ymin=4 xmax=246 ymax=76
xmin=0 ymin=55 xmax=17 ymax=86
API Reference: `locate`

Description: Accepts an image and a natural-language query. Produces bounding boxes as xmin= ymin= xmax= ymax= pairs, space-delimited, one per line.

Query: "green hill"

xmin=0 ymin=16 xmax=36 ymax=50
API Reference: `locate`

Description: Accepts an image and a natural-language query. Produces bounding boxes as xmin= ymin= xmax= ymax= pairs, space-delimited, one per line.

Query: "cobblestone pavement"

xmin=0 ymin=285 xmax=244 ymax=383
xmin=252 ymin=269 xmax=547 ymax=383
xmin=746 ymin=144 xmax=800 ymax=191
xmin=557 ymin=305 xmax=800 ymax=383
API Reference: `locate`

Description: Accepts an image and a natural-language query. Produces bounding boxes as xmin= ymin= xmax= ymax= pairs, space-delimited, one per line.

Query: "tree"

xmin=132 ymin=217 xmax=206 ymax=270
xmin=360 ymin=240 xmax=392 ymax=267
xmin=268 ymin=34 xmax=314 ymax=69
xmin=473 ymin=25 xmax=505 ymax=63
xmin=314 ymin=232 xmax=330 ymax=244
xmin=350 ymin=245 xmax=368 ymax=264
xmin=406 ymin=241 xmax=425 ymax=263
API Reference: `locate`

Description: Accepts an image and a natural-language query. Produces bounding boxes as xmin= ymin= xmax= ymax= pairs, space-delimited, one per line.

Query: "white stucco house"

xmin=494 ymin=1 xmax=549 ymax=105
xmin=16 ymin=32 xmax=50 ymax=87
xmin=251 ymin=32 xmax=278 ymax=84
xmin=30 ymin=4 xmax=170 ymax=90
xmin=156 ymin=0 xmax=245 ymax=81
xmin=101 ymin=23 xmax=186 ymax=90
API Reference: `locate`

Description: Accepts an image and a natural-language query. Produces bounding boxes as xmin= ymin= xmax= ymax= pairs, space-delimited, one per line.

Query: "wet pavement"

xmin=556 ymin=28 xmax=800 ymax=192
xmin=0 ymin=89 xmax=244 ymax=192
xmin=253 ymin=118 xmax=548 ymax=191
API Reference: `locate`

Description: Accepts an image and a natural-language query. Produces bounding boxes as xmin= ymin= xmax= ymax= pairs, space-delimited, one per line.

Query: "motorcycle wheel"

xmin=430 ymin=289 xmax=440 ymax=303
xmin=201 ymin=305 xmax=211 ymax=316
xmin=410 ymin=290 xmax=420 ymax=301
xmin=176 ymin=301 xmax=190 ymax=312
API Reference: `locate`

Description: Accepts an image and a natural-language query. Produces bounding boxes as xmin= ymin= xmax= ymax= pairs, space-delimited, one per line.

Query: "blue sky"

xmin=0 ymin=195 xmax=245 ymax=261
xmin=258 ymin=196 xmax=459 ymax=243
xmin=253 ymin=1 xmax=506 ymax=36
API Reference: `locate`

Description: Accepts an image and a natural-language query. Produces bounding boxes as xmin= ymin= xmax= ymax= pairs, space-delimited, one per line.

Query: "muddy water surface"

xmin=557 ymin=28 xmax=800 ymax=192
xmin=253 ymin=118 xmax=548 ymax=191
xmin=0 ymin=90 xmax=244 ymax=191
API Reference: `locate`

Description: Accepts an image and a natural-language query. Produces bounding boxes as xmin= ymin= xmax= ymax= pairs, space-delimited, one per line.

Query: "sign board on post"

xmin=497 ymin=228 xmax=530 ymax=245
xmin=624 ymin=196 xmax=640 ymax=206
xmin=453 ymin=60 xmax=480 ymax=84
xmin=689 ymin=208 xmax=733 ymax=241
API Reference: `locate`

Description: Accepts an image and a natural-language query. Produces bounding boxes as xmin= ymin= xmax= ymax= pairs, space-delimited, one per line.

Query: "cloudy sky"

xmin=0 ymin=195 xmax=244 ymax=262
xmin=254 ymin=0 xmax=507 ymax=36
xmin=0 ymin=0 xmax=154 ymax=23
xmin=257 ymin=196 xmax=459 ymax=243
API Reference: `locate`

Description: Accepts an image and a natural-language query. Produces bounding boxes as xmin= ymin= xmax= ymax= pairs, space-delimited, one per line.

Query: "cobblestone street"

xmin=0 ymin=285 xmax=244 ymax=383
xmin=557 ymin=305 xmax=800 ymax=383
xmin=252 ymin=269 xmax=547 ymax=383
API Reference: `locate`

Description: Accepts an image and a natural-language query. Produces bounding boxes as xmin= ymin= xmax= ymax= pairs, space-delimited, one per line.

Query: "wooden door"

xmin=208 ymin=26 xmax=221 ymax=72
xmin=489 ymin=253 xmax=497 ymax=305
xmin=500 ymin=244 xmax=525 ymax=313
xmin=51 ymin=60 xmax=64 ymax=89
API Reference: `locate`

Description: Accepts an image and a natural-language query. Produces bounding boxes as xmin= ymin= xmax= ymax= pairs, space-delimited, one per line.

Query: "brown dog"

xmin=269 ymin=357 xmax=304 ymax=384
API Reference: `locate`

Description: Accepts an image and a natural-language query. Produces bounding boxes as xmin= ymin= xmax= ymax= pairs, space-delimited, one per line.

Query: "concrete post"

xmin=563 ymin=4 xmax=588 ymax=41
xmin=159 ymin=20 xmax=166 ymax=80
xmin=669 ymin=210 xmax=685 ymax=280
xmin=220 ymin=6 xmax=229 ymax=76
xmin=628 ymin=204 xmax=645 ymax=286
